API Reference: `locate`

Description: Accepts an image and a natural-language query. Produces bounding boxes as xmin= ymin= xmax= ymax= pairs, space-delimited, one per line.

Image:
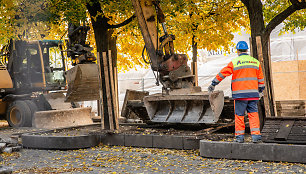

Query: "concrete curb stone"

xmin=152 ymin=135 xmax=183 ymax=149
xmin=274 ymin=144 xmax=306 ymax=163
xmin=21 ymin=134 xmax=99 ymax=150
xmin=125 ymin=134 xmax=153 ymax=148
xmin=231 ymin=142 xmax=274 ymax=161
xmin=99 ymin=134 xmax=200 ymax=150
xmin=183 ymin=137 xmax=200 ymax=150
xmin=200 ymin=140 xmax=306 ymax=163
xmin=100 ymin=134 xmax=125 ymax=146
xmin=200 ymin=140 xmax=232 ymax=159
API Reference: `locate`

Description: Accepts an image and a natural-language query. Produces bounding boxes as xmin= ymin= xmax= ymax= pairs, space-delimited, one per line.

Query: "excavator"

xmin=130 ymin=0 xmax=224 ymax=124
xmin=0 ymin=0 xmax=225 ymax=128
xmin=0 ymin=24 xmax=99 ymax=128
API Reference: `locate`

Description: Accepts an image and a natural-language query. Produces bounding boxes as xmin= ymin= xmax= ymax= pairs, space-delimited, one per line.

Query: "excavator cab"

xmin=41 ymin=40 xmax=67 ymax=89
xmin=3 ymin=40 xmax=66 ymax=93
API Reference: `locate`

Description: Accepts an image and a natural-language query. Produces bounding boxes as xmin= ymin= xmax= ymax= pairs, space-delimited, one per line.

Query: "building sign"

xmin=207 ymin=47 xmax=237 ymax=57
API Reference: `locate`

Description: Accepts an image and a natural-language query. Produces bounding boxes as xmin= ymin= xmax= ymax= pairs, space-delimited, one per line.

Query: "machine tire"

xmin=6 ymin=100 xmax=32 ymax=127
xmin=24 ymin=100 xmax=38 ymax=126
xmin=24 ymin=100 xmax=38 ymax=115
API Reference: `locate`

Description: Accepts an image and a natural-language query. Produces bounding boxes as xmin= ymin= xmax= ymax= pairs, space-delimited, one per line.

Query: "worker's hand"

xmin=259 ymin=92 xmax=264 ymax=98
xmin=208 ymin=85 xmax=215 ymax=92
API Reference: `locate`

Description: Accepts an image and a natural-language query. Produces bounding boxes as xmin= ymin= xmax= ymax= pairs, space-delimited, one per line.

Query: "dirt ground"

xmin=1 ymin=120 xmax=305 ymax=173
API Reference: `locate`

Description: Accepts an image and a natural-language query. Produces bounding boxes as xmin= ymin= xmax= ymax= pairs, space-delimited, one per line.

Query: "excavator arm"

xmin=132 ymin=0 xmax=225 ymax=124
xmin=132 ymin=0 xmax=194 ymax=90
xmin=64 ymin=23 xmax=100 ymax=102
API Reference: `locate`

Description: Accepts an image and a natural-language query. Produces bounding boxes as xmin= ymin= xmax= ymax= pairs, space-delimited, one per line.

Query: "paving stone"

xmin=183 ymin=137 xmax=200 ymax=150
xmin=200 ymin=140 xmax=232 ymax=159
xmin=125 ymin=134 xmax=153 ymax=148
xmin=231 ymin=142 xmax=274 ymax=161
xmin=0 ymin=166 xmax=13 ymax=174
xmin=100 ymin=134 xmax=125 ymax=146
xmin=3 ymin=147 xmax=13 ymax=153
xmin=0 ymin=137 xmax=17 ymax=145
xmin=11 ymin=146 xmax=22 ymax=152
xmin=153 ymin=135 xmax=183 ymax=149
xmin=274 ymin=144 xmax=306 ymax=163
xmin=0 ymin=143 xmax=6 ymax=149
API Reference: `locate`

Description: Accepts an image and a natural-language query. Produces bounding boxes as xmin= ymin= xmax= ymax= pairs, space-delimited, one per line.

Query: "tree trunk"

xmin=109 ymin=30 xmax=118 ymax=68
xmin=86 ymin=0 xmax=135 ymax=129
xmin=87 ymin=1 xmax=115 ymax=129
xmin=244 ymin=0 xmax=265 ymax=57
xmin=242 ymin=0 xmax=275 ymax=116
xmin=192 ymin=35 xmax=198 ymax=86
xmin=260 ymin=35 xmax=275 ymax=117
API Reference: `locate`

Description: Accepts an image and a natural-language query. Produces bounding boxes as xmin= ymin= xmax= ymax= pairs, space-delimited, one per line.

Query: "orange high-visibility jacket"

xmin=212 ymin=53 xmax=265 ymax=99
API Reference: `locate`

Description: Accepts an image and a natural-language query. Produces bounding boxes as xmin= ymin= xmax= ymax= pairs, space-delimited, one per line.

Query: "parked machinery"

xmin=0 ymin=21 xmax=101 ymax=128
xmin=0 ymin=40 xmax=68 ymax=127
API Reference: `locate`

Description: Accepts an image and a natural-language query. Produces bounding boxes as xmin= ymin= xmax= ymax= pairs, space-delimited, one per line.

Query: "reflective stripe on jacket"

xmin=212 ymin=54 xmax=265 ymax=99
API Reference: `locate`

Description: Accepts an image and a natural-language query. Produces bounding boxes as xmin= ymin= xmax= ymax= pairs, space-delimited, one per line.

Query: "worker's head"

xmin=236 ymin=41 xmax=248 ymax=55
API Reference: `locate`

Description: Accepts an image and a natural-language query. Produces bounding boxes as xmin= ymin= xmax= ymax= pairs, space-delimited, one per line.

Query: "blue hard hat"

xmin=236 ymin=41 xmax=249 ymax=50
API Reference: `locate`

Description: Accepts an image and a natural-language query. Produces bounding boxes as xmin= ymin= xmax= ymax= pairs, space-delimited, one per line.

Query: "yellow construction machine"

xmin=0 ymin=24 xmax=99 ymax=128
xmin=131 ymin=0 xmax=225 ymax=124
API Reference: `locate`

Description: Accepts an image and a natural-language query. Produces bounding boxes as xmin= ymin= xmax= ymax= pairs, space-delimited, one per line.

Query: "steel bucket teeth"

xmin=65 ymin=64 xmax=100 ymax=102
xmin=143 ymin=91 xmax=224 ymax=124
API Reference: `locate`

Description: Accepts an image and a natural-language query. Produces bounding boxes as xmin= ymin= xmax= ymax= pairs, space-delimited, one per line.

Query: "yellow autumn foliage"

xmin=0 ymin=0 xmax=248 ymax=71
xmin=1 ymin=1 xmax=305 ymax=72
xmin=8 ymin=1 xmax=306 ymax=72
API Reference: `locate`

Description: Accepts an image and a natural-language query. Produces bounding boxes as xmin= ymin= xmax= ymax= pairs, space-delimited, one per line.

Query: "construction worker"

xmin=208 ymin=41 xmax=265 ymax=143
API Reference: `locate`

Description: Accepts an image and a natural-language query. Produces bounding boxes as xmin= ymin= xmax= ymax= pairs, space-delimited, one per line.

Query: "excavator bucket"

xmin=32 ymin=107 xmax=93 ymax=129
xmin=32 ymin=93 xmax=94 ymax=129
xmin=143 ymin=91 xmax=224 ymax=124
xmin=65 ymin=64 xmax=100 ymax=102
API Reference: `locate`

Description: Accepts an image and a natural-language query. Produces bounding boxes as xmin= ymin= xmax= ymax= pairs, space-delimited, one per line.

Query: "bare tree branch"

xmin=290 ymin=0 xmax=306 ymax=8
xmin=264 ymin=2 xmax=306 ymax=37
xmin=240 ymin=0 xmax=250 ymax=8
xmin=290 ymin=0 xmax=298 ymax=5
xmin=109 ymin=14 xmax=136 ymax=29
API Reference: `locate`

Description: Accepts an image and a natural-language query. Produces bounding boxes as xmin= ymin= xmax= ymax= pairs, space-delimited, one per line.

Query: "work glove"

xmin=259 ymin=92 xmax=264 ymax=98
xmin=208 ymin=85 xmax=215 ymax=92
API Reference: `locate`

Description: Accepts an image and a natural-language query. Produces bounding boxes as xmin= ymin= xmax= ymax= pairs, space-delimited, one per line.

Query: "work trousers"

xmin=234 ymin=100 xmax=261 ymax=136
